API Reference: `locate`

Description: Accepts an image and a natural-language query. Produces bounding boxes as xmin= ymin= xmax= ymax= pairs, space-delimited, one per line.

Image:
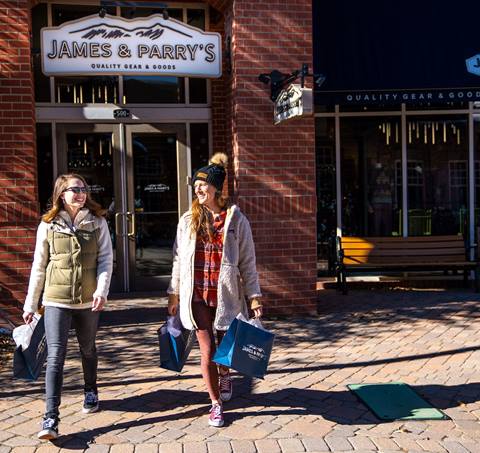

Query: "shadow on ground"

xmin=47 ymin=378 xmax=480 ymax=449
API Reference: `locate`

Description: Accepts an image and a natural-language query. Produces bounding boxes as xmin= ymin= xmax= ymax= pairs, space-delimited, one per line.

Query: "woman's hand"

xmin=250 ymin=298 xmax=263 ymax=318
xmin=23 ymin=312 xmax=34 ymax=324
xmin=253 ymin=306 xmax=263 ymax=318
xmin=92 ymin=296 xmax=106 ymax=311
xmin=168 ymin=294 xmax=179 ymax=316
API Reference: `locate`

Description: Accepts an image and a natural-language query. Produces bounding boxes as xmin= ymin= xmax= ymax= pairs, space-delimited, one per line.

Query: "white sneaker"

xmin=208 ymin=402 xmax=224 ymax=427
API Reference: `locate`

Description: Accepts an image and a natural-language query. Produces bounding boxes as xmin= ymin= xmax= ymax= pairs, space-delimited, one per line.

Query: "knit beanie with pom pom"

xmin=192 ymin=152 xmax=228 ymax=191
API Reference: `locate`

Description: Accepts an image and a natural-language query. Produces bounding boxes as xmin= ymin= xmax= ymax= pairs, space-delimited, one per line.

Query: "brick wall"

xmin=220 ymin=0 xmax=317 ymax=314
xmin=0 ymin=1 xmax=38 ymax=308
xmin=0 ymin=0 xmax=317 ymax=315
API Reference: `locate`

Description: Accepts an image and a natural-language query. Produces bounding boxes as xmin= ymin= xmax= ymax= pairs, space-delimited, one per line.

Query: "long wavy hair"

xmin=190 ymin=192 xmax=230 ymax=241
xmin=42 ymin=173 xmax=106 ymax=223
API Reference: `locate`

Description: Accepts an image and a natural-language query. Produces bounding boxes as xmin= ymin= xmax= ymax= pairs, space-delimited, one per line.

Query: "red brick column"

xmin=0 ymin=1 xmax=38 ymax=308
xmin=223 ymin=0 xmax=317 ymax=314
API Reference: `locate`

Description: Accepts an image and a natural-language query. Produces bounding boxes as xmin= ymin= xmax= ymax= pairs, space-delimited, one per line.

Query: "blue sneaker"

xmin=82 ymin=390 xmax=99 ymax=414
xmin=37 ymin=417 xmax=59 ymax=440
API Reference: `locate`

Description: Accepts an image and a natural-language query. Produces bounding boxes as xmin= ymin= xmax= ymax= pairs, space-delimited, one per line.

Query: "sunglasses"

xmin=63 ymin=186 xmax=89 ymax=194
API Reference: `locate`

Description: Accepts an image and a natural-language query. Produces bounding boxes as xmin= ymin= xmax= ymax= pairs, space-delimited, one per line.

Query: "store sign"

xmin=316 ymin=88 xmax=480 ymax=105
xmin=466 ymin=54 xmax=480 ymax=76
xmin=274 ymin=84 xmax=313 ymax=125
xmin=41 ymin=14 xmax=221 ymax=77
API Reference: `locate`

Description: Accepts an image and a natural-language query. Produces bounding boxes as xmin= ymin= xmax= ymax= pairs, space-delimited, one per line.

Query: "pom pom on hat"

xmin=209 ymin=152 xmax=228 ymax=168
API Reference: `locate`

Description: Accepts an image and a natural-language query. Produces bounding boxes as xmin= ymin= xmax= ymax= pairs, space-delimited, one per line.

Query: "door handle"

xmin=114 ymin=212 xmax=123 ymax=236
xmin=127 ymin=211 xmax=136 ymax=239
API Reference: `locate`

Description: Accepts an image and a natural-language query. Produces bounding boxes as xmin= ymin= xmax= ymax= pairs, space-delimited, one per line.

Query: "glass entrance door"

xmin=56 ymin=124 xmax=124 ymax=292
xmin=125 ymin=124 xmax=188 ymax=291
xmin=56 ymin=123 xmax=188 ymax=293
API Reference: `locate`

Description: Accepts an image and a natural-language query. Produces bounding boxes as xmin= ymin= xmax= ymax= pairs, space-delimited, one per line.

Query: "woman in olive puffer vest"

xmin=23 ymin=174 xmax=113 ymax=441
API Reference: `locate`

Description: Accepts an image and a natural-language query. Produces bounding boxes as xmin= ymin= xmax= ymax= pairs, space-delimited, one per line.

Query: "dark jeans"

xmin=192 ymin=302 xmax=226 ymax=402
xmin=44 ymin=306 xmax=100 ymax=418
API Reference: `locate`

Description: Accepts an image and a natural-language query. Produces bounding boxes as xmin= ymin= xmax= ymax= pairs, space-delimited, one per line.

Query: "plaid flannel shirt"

xmin=192 ymin=211 xmax=227 ymax=307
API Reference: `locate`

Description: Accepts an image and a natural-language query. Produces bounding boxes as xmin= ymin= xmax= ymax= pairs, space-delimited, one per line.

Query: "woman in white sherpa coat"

xmin=168 ymin=152 xmax=262 ymax=428
xmin=23 ymin=173 xmax=113 ymax=441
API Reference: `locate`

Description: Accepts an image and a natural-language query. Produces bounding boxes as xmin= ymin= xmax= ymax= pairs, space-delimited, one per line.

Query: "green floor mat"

xmin=348 ymin=382 xmax=448 ymax=421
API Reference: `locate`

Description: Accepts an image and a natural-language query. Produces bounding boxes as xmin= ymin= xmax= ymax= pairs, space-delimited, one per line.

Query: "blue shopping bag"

xmin=13 ymin=316 xmax=48 ymax=381
xmin=157 ymin=316 xmax=195 ymax=372
xmin=213 ymin=316 xmax=274 ymax=379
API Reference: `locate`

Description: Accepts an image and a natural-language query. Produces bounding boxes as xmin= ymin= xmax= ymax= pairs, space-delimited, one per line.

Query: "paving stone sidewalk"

xmin=1 ymin=289 xmax=480 ymax=452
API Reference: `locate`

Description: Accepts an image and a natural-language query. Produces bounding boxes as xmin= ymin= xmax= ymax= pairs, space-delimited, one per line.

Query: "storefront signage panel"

xmin=274 ymin=84 xmax=313 ymax=125
xmin=313 ymin=0 xmax=480 ymax=105
xmin=317 ymin=88 xmax=480 ymax=105
xmin=41 ymin=14 xmax=221 ymax=77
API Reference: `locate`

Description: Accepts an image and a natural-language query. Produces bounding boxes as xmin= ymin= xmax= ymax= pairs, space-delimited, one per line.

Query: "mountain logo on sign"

xmin=70 ymin=22 xmax=193 ymax=41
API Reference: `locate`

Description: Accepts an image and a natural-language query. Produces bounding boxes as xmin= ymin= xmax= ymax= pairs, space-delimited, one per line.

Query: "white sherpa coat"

xmin=167 ymin=205 xmax=262 ymax=331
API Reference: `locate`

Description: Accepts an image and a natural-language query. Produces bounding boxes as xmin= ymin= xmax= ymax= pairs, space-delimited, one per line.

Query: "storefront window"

xmin=121 ymin=7 xmax=182 ymax=21
xmin=55 ymin=76 xmax=118 ymax=104
xmin=32 ymin=4 xmax=50 ymax=102
xmin=189 ymin=78 xmax=208 ymax=104
xmin=52 ymin=4 xmax=115 ymax=25
xmin=407 ymin=116 xmax=468 ymax=236
xmin=123 ymin=76 xmax=185 ymax=104
xmin=36 ymin=124 xmax=54 ymax=212
xmin=187 ymin=9 xmax=205 ymax=30
xmin=190 ymin=123 xmax=209 ymax=175
xmin=315 ymin=118 xmax=336 ymax=270
xmin=406 ymin=101 xmax=469 ymax=111
xmin=340 ymin=117 xmax=401 ymax=236
xmin=474 ymin=117 xmax=480 ymax=237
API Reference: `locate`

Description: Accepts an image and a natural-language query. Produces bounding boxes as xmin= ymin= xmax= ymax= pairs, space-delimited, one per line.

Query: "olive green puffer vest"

xmin=43 ymin=227 xmax=99 ymax=305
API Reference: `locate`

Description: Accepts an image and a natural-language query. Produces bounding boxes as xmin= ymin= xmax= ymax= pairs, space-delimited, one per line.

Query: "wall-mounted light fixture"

xmin=258 ymin=63 xmax=326 ymax=102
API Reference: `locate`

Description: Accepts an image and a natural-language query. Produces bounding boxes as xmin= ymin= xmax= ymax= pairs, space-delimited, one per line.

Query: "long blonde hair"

xmin=190 ymin=193 xmax=230 ymax=241
xmin=42 ymin=173 xmax=106 ymax=223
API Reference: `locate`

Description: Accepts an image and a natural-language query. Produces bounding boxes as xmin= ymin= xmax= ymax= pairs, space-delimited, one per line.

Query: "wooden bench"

xmin=335 ymin=235 xmax=479 ymax=294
